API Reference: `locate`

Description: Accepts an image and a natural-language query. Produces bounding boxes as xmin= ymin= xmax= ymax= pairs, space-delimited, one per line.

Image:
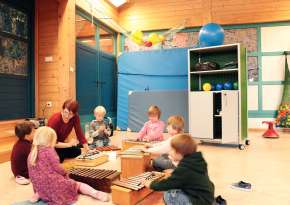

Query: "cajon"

xmin=120 ymin=151 xmax=151 ymax=178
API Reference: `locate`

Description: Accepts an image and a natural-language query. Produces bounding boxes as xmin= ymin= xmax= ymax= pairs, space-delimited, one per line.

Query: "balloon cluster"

xmin=130 ymin=30 xmax=165 ymax=47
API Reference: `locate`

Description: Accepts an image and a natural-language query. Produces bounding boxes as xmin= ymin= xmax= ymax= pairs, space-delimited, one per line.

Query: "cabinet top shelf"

xmin=190 ymin=68 xmax=238 ymax=74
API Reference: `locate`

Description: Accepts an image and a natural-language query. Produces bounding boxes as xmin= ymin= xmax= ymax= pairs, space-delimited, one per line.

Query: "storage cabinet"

xmin=188 ymin=44 xmax=248 ymax=149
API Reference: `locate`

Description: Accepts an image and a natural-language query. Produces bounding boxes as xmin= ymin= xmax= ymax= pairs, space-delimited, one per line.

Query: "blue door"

xmin=76 ymin=42 xmax=99 ymax=115
xmin=76 ymin=42 xmax=117 ymax=123
xmin=99 ymin=51 xmax=117 ymax=116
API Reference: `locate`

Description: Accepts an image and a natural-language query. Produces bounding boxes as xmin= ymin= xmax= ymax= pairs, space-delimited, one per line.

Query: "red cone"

xmin=262 ymin=121 xmax=279 ymax=138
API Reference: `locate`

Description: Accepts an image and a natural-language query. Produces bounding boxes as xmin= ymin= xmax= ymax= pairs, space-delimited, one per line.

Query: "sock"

xmin=78 ymin=182 xmax=109 ymax=202
xmin=30 ymin=192 xmax=40 ymax=203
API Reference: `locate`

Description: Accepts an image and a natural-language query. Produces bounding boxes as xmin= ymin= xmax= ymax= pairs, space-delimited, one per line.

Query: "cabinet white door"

xmin=189 ymin=92 xmax=213 ymax=139
xmin=221 ymin=91 xmax=239 ymax=143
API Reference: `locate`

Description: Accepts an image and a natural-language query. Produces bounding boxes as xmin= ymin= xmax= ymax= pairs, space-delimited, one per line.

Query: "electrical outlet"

xmin=46 ymin=101 xmax=52 ymax=108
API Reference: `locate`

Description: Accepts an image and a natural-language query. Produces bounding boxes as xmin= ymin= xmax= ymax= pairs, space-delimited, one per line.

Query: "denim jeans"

xmin=163 ymin=189 xmax=192 ymax=205
xmin=153 ymin=154 xmax=176 ymax=171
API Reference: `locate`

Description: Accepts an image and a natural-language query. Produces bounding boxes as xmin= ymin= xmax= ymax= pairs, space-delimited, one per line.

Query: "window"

xmin=76 ymin=14 xmax=96 ymax=47
xmin=75 ymin=13 xmax=115 ymax=55
xmin=0 ymin=2 xmax=28 ymax=76
xmin=99 ymin=27 xmax=114 ymax=54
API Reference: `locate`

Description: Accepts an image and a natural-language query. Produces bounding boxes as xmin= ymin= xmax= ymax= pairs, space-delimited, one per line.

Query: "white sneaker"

xmin=15 ymin=176 xmax=30 ymax=185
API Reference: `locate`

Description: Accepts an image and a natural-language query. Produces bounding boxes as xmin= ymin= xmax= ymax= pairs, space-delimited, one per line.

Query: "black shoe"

xmin=231 ymin=181 xmax=252 ymax=191
xmin=215 ymin=195 xmax=227 ymax=205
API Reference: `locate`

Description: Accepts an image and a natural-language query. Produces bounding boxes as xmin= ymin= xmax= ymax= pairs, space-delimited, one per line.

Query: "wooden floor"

xmin=0 ymin=130 xmax=290 ymax=205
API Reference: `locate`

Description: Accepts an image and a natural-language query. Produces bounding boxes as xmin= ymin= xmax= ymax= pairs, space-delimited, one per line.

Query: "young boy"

xmin=11 ymin=121 xmax=35 ymax=185
xmin=144 ymin=134 xmax=215 ymax=205
xmin=89 ymin=106 xmax=112 ymax=148
xmin=142 ymin=115 xmax=184 ymax=171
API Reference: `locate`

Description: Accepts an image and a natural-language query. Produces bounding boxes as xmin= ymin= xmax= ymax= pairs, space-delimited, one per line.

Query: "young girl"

xmin=28 ymin=126 xmax=109 ymax=205
xmin=137 ymin=105 xmax=165 ymax=142
xmin=144 ymin=134 xmax=215 ymax=205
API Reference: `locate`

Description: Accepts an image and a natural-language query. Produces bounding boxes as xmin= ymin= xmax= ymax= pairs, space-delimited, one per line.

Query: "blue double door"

xmin=76 ymin=42 xmax=117 ymax=121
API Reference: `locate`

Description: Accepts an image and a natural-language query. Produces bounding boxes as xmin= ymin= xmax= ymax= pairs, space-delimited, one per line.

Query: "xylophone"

xmin=73 ymin=151 xmax=109 ymax=167
xmin=111 ymin=172 xmax=165 ymax=205
xmin=95 ymin=145 xmax=121 ymax=151
xmin=113 ymin=172 xmax=164 ymax=191
xmin=76 ymin=150 xmax=101 ymax=160
xmin=120 ymin=147 xmax=151 ymax=178
xmin=122 ymin=139 xmax=159 ymax=151
xmin=69 ymin=168 xmax=120 ymax=193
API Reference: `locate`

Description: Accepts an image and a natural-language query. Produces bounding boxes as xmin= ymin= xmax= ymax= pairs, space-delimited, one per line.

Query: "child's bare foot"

xmin=30 ymin=192 xmax=40 ymax=203
xmin=94 ymin=191 xmax=109 ymax=202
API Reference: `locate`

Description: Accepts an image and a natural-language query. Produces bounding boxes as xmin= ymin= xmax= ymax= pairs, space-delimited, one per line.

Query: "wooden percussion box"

xmin=111 ymin=172 xmax=164 ymax=205
xmin=69 ymin=168 xmax=120 ymax=193
xmin=120 ymin=147 xmax=151 ymax=178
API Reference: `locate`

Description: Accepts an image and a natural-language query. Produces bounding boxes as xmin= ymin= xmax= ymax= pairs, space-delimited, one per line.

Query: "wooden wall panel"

xmin=35 ymin=0 xmax=76 ymax=118
xmin=118 ymin=0 xmax=290 ymax=31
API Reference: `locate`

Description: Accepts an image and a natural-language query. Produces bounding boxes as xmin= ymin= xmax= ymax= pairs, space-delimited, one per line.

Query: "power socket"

xmin=46 ymin=101 xmax=52 ymax=108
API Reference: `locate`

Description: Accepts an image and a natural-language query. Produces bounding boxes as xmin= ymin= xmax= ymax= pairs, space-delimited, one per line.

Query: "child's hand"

xmin=163 ymin=169 xmax=174 ymax=178
xmin=142 ymin=179 xmax=153 ymax=188
xmin=99 ymin=125 xmax=106 ymax=132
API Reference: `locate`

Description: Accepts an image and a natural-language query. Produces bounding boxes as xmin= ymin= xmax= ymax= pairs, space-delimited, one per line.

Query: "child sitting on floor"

xmin=142 ymin=115 xmax=184 ymax=171
xmin=28 ymin=126 xmax=109 ymax=204
xmin=144 ymin=134 xmax=215 ymax=205
xmin=89 ymin=106 xmax=113 ymax=148
xmin=11 ymin=121 xmax=35 ymax=185
xmin=137 ymin=105 xmax=165 ymax=142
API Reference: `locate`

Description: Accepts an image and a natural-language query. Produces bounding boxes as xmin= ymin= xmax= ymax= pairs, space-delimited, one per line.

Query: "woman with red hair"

xmin=47 ymin=99 xmax=89 ymax=162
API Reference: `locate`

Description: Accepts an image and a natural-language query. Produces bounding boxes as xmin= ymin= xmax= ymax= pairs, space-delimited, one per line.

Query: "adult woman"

xmin=47 ymin=99 xmax=89 ymax=162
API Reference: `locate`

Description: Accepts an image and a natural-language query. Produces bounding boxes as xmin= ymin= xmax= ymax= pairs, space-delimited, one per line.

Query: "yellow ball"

xmin=202 ymin=83 xmax=212 ymax=91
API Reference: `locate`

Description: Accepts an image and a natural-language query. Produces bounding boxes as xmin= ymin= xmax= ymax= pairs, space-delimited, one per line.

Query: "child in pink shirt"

xmin=137 ymin=105 xmax=165 ymax=142
xmin=28 ymin=126 xmax=109 ymax=205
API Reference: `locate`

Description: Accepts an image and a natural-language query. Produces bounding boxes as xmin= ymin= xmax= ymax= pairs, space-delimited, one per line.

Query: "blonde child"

xmin=89 ymin=106 xmax=112 ymax=147
xmin=144 ymin=134 xmax=215 ymax=205
xmin=11 ymin=121 xmax=35 ymax=185
xmin=137 ymin=105 xmax=165 ymax=142
xmin=28 ymin=126 xmax=109 ymax=205
xmin=142 ymin=115 xmax=184 ymax=171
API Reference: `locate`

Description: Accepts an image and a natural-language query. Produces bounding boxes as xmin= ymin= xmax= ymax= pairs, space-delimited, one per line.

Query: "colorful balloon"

xmin=130 ymin=30 xmax=144 ymax=45
xmin=203 ymin=83 xmax=212 ymax=91
xmin=144 ymin=41 xmax=153 ymax=47
xmin=148 ymin=33 xmax=162 ymax=45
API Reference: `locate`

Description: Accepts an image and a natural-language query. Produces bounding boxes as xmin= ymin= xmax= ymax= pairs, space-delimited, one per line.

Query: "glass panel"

xmin=0 ymin=35 xmax=28 ymax=76
xmin=248 ymin=56 xmax=258 ymax=82
xmin=76 ymin=14 xmax=96 ymax=47
xmin=0 ymin=2 xmax=28 ymax=39
xmin=99 ymin=27 xmax=114 ymax=54
xmin=224 ymin=28 xmax=257 ymax=52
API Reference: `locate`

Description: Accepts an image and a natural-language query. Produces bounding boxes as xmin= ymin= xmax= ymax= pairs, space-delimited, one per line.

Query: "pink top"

xmin=28 ymin=147 xmax=79 ymax=205
xmin=137 ymin=120 xmax=165 ymax=141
